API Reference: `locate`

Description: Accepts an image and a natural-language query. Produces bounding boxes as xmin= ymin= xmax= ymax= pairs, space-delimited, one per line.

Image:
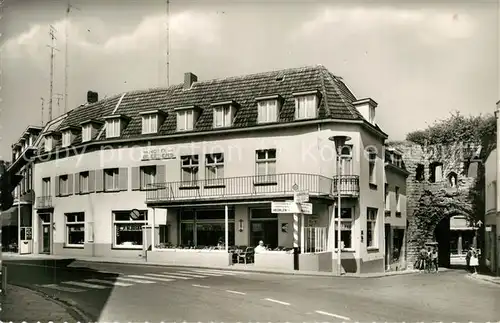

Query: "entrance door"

xmin=384 ymin=224 xmax=391 ymax=269
xmin=39 ymin=213 xmax=51 ymax=254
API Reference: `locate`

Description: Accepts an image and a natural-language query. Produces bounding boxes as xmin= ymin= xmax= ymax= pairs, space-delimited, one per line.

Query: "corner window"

xmin=140 ymin=166 xmax=157 ymax=189
xmin=335 ymin=208 xmax=353 ymax=250
xmin=142 ymin=115 xmax=158 ymax=134
xmin=213 ymin=105 xmax=235 ymax=128
xmin=367 ymin=208 xmax=378 ymax=248
xmin=104 ymin=168 xmax=119 ymax=191
xmin=205 ymin=153 xmax=224 ymax=186
xmin=113 ymin=210 xmax=147 ymax=249
xmin=181 ymin=155 xmax=199 ymax=185
xmin=177 ymin=110 xmax=194 ymax=131
xmin=82 ymin=125 xmax=92 ymax=142
xmin=255 ymin=149 xmax=276 ymax=183
xmin=106 ymin=119 xmax=121 ymax=138
xmin=257 ymin=100 xmax=278 ymax=123
xmin=295 ymin=95 xmax=317 ymax=120
xmin=65 ymin=213 xmax=85 ymax=247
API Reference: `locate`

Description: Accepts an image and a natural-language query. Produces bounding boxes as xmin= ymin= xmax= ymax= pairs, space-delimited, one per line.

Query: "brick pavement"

xmin=0 ymin=284 xmax=80 ymax=322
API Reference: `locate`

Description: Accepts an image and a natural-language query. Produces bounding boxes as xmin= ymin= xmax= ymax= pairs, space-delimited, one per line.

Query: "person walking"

xmin=431 ymin=247 xmax=439 ymax=273
xmin=469 ymin=247 xmax=479 ymax=274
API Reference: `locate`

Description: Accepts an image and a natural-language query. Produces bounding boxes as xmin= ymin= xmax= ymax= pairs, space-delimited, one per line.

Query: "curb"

xmin=6 ymin=283 xmax=94 ymax=322
xmin=466 ymin=273 xmax=500 ymax=286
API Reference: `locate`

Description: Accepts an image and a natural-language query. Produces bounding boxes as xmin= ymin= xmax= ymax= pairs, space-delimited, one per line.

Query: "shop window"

xmin=366 ymin=208 xmax=378 ymax=248
xmin=334 ymin=208 xmax=353 ymax=250
xmin=65 ymin=212 xmax=85 ymax=247
xmin=113 ymin=210 xmax=147 ymax=249
xmin=179 ymin=208 xmax=235 ymax=247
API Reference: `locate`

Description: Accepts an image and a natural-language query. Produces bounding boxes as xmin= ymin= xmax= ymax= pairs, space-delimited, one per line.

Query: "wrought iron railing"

xmin=36 ymin=196 xmax=53 ymax=209
xmin=332 ymin=175 xmax=360 ymax=197
xmin=146 ymin=173 xmax=360 ymax=203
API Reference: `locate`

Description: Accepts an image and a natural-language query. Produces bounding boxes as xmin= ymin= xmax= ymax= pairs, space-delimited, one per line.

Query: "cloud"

xmin=295 ymin=7 xmax=475 ymax=43
xmin=1 ymin=11 xmax=220 ymax=58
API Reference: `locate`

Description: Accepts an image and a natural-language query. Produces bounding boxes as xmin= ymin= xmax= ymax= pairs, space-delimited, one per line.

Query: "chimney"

xmin=353 ymin=98 xmax=377 ymax=125
xmin=87 ymin=91 xmax=98 ymax=104
xmin=184 ymin=72 xmax=198 ymax=90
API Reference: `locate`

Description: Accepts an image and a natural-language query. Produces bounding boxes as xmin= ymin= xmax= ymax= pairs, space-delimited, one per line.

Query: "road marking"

xmin=169 ymin=271 xmax=207 ymax=278
xmin=193 ymin=269 xmax=242 ymax=275
xmin=192 ymin=284 xmax=210 ymax=288
xmin=127 ymin=275 xmax=174 ymax=282
xmin=116 ymin=277 xmax=155 ymax=284
xmin=315 ymin=310 xmax=351 ymax=321
xmin=84 ymin=278 xmax=133 ymax=287
xmin=184 ymin=270 xmax=223 ymax=277
xmin=263 ymin=298 xmax=290 ymax=306
xmin=146 ymin=273 xmax=191 ymax=280
xmin=62 ymin=281 xmax=109 ymax=289
xmin=38 ymin=284 xmax=85 ymax=293
xmin=225 ymin=289 xmax=246 ymax=295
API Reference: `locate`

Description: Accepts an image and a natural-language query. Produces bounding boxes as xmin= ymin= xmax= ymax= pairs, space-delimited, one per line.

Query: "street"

xmin=4 ymin=259 xmax=500 ymax=322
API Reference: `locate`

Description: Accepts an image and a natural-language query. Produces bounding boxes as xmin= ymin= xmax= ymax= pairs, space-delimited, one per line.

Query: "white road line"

xmin=62 ymin=281 xmax=109 ymax=289
xmin=192 ymin=284 xmax=210 ymax=288
xmin=146 ymin=273 xmax=191 ymax=280
xmin=193 ymin=269 xmax=241 ymax=275
xmin=38 ymin=284 xmax=85 ymax=293
xmin=184 ymin=270 xmax=223 ymax=277
xmin=127 ymin=275 xmax=174 ymax=282
xmin=225 ymin=290 xmax=246 ymax=295
xmin=116 ymin=277 xmax=155 ymax=284
xmin=263 ymin=298 xmax=291 ymax=306
xmin=84 ymin=278 xmax=133 ymax=287
xmin=315 ymin=310 xmax=351 ymax=321
xmin=169 ymin=272 xmax=207 ymax=278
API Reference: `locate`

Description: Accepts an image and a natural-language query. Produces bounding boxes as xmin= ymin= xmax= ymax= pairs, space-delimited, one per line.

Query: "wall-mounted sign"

xmin=142 ymin=147 xmax=176 ymax=161
xmin=281 ymin=223 xmax=288 ymax=233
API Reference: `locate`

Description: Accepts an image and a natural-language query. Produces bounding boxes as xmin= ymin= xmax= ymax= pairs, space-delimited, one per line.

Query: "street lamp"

xmin=328 ymin=135 xmax=351 ymax=276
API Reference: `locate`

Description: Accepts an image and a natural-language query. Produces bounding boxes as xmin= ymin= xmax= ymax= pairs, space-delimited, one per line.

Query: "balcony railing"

xmin=332 ymin=175 xmax=360 ymax=197
xmin=36 ymin=196 xmax=53 ymax=209
xmin=146 ymin=173 xmax=360 ymax=204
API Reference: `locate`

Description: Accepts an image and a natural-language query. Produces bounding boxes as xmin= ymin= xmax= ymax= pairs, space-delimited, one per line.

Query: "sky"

xmin=0 ymin=0 xmax=498 ymax=161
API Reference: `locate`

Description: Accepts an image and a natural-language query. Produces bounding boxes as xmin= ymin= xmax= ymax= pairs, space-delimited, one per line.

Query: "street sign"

xmin=299 ymin=202 xmax=313 ymax=215
xmin=293 ymin=191 xmax=309 ymax=203
xmin=271 ymin=201 xmax=298 ymax=214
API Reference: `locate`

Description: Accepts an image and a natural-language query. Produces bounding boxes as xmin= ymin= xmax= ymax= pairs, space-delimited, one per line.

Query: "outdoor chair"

xmin=237 ymin=247 xmax=254 ymax=264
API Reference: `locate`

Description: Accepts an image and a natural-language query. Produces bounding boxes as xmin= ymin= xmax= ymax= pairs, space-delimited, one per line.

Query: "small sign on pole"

xmin=299 ymin=202 xmax=313 ymax=215
xmin=293 ymin=191 xmax=309 ymax=203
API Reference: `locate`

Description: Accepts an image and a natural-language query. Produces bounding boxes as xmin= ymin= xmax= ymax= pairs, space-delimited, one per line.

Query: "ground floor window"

xmin=179 ymin=208 xmax=235 ymax=248
xmin=113 ymin=210 xmax=147 ymax=248
xmin=366 ymin=208 xmax=378 ymax=248
xmin=334 ymin=208 xmax=353 ymax=249
xmin=65 ymin=212 xmax=85 ymax=247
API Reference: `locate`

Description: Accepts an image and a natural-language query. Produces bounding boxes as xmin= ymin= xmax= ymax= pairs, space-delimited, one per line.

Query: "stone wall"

xmin=388 ymin=141 xmax=477 ymax=267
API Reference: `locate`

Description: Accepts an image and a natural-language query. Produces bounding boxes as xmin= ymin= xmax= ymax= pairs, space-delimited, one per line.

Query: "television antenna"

xmin=64 ymin=0 xmax=80 ymax=113
xmin=47 ymin=25 xmax=60 ymax=122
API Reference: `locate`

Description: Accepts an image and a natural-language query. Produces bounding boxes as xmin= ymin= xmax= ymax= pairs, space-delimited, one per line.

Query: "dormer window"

xmin=212 ymin=101 xmax=238 ymax=128
xmin=103 ymin=115 xmax=130 ymax=139
xmin=45 ymin=136 xmax=53 ymax=152
xmin=80 ymin=119 xmax=104 ymax=143
xmin=62 ymin=131 xmax=71 ymax=147
xmin=293 ymin=91 xmax=319 ymax=120
xmin=139 ymin=110 xmax=166 ymax=135
xmin=82 ymin=124 xmax=92 ymax=142
xmin=256 ymin=95 xmax=281 ymax=124
xmin=175 ymin=106 xmax=201 ymax=132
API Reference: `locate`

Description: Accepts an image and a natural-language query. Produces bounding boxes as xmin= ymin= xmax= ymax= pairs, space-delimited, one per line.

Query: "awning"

xmin=1 ymin=206 xmax=18 ymax=226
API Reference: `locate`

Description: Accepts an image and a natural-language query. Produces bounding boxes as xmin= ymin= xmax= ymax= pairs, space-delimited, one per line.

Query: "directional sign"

xmin=271 ymin=201 xmax=299 ymax=214
xmin=299 ymin=202 xmax=313 ymax=215
xmin=294 ymin=191 xmax=309 ymax=203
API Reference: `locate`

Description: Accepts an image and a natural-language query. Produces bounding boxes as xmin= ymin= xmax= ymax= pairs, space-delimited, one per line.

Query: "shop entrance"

xmin=39 ymin=213 xmax=52 ymax=254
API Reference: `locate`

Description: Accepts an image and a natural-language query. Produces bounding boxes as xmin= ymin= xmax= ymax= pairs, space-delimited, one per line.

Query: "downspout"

xmin=495 ymin=101 xmax=500 ymax=276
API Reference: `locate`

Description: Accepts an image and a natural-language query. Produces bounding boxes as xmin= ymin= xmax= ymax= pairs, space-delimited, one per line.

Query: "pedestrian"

xmin=418 ymin=246 xmax=428 ymax=271
xmin=465 ymin=244 xmax=471 ymax=271
xmin=469 ymin=247 xmax=479 ymax=274
xmin=431 ymin=247 xmax=439 ymax=273
xmin=426 ymin=247 xmax=432 ymax=273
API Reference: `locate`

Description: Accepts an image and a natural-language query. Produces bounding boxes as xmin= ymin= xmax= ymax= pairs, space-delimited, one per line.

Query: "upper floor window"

xmin=295 ymin=95 xmax=317 ymax=120
xmin=42 ymin=177 xmax=51 ymax=196
xmin=340 ymin=145 xmax=353 ymax=175
xmin=213 ymin=105 xmax=236 ymax=128
xmin=142 ymin=114 xmax=158 ymax=134
xmin=62 ymin=131 xmax=71 ymax=147
xmin=395 ymin=186 xmax=400 ymax=212
xmin=177 ymin=110 xmax=195 ymax=131
xmin=366 ymin=148 xmax=377 ymax=186
xmin=255 ymin=149 xmax=276 ymax=183
xmin=44 ymin=137 xmax=53 ymax=152
xmin=181 ymin=155 xmax=199 ymax=185
xmin=140 ymin=166 xmax=157 ymax=189
xmin=79 ymin=171 xmax=89 ymax=193
xmin=335 ymin=208 xmax=353 ymax=250
xmin=106 ymin=119 xmax=121 ymax=138
xmin=104 ymin=168 xmax=120 ymax=191
xmin=205 ymin=153 xmax=224 ymax=186
xmin=366 ymin=208 xmax=378 ymax=248
xmin=257 ymin=99 xmax=278 ymax=123
xmin=384 ymin=183 xmax=390 ymax=210
xmin=82 ymin=125 xmax=92 ymax=142
xmin=58 ymin=175 xmax=69 ymax=196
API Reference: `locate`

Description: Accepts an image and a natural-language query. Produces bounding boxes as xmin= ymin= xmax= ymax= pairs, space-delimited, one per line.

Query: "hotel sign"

xmin=142 ymin=147 xmax=176 ymax=161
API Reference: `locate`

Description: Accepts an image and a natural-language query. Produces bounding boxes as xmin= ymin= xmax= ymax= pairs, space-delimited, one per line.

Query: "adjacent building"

xmin=8 ymin=65 xmax=408 ymax=274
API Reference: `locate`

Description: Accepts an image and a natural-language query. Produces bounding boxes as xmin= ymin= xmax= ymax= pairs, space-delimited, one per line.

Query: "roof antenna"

xmin=47 ymin=25 xmax=60 ymax=122
xmin=64 ymin=0 xmax=80 ymax=114
xmin=166 ymin=0 xmax=170 ymax=87
xmin=40 ymin=97 xmax=45 ymax=126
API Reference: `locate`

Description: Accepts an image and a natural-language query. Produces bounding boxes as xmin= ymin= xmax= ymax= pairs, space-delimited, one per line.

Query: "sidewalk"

xmin=467 ymin=273 xmax=500 ymax=286
xmin=0 ymin=284 xmax=84 ymax=322
xmin=2 ymin=252 xmax=422 ymax=278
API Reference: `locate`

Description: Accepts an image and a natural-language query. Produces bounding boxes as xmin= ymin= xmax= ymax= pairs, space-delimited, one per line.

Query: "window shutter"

xmin=131 ymin=167 xmax=140 ymax=191
xmin=88 ymin=170 xmax=96 ymax=192
xmin=68 ymin=174 xmax=74 ymax=195
xmin=55 ymin=176 xmax=60 ymax=196
xmin=156 ymin=165 xmax=166 ymax=183
xmin=74 ymin=173 xmax=80 ymax=194
xmin=119 ymin=168 xmax=128 ymax=191
xmin=95 ymin=169 xmax=104 ymax=192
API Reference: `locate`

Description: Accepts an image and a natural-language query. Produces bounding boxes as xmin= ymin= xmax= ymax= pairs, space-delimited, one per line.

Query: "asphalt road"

xmin=4 ymin=259 xmax=500 ymax=322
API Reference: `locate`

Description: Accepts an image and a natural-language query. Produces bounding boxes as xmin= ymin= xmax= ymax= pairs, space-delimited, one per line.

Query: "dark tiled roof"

xmin=51 ymin=65 xmax=372 ymax=148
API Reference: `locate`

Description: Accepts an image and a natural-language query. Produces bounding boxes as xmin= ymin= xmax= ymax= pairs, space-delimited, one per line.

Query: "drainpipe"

xmin=495 ymin=101 xmax=500 ymax=276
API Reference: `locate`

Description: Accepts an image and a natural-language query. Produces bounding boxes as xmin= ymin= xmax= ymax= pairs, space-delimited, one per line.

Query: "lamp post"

xmin=328 ymin=135 xmax=351 ymax=276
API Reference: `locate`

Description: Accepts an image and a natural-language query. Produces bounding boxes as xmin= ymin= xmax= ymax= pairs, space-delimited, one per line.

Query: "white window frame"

xmin=140 ymin=165 xmax=157 ymax=189
xmin=367 ymin=208 xmax=378 ymax=249
xmin=62 ymin=131 xmax=71 ymax=147
xmin=257 ymin=100 xmax=278 ymax=123
xmin=65 ymin=213 xmax=85 ymax=247
xmin=181 ymin=155 xmax=199 ymax=185
xmin=106 ymin=119 xmax=121 ymax=138
xmin=335 ymin=207 xmax=354 ymax=251
xmin=177 ymin=110 xmax=194 ymax=131
xmin=294 ymin=95 xmax=317 ymax=120
xmin=59 ymin=175 xmax=69 ymax=196
xmin=104 ymin=168 xmax=119 ymax=191
xmin=42 ymin=177 xmax=51 ymax=196
xmin=340 ymin=145 xmax=353 ymax=175
xmin=79 ymin=171 xmax=89 ymax=193
xmin=213 ymin=105 xmax=234 ymax=128
xmin=368 ymin=151 xmax=377 ymax=184
xmin=255 ymin=149 xmax=276 ymax=183
xmin=205 ymin=153 xmax=224 ymax=186
xmin=44 ymin=136 xmax=53 ymax=151
xmin=82 ymin=125 xmax=92 ymax=142
xmin=142 ymin=114 xmax=158 ymax=134
xmin=113 ymin=210 xmax=148 ymax=249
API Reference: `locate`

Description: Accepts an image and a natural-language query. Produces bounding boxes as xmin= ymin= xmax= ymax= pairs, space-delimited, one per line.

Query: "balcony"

xmin=146 ymin=173 xmax=360 ymax=205
xmin=36 ymin=196 xmax=53 ymax=209
xmin=332 ymin=175 xmax=360 ymax=197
